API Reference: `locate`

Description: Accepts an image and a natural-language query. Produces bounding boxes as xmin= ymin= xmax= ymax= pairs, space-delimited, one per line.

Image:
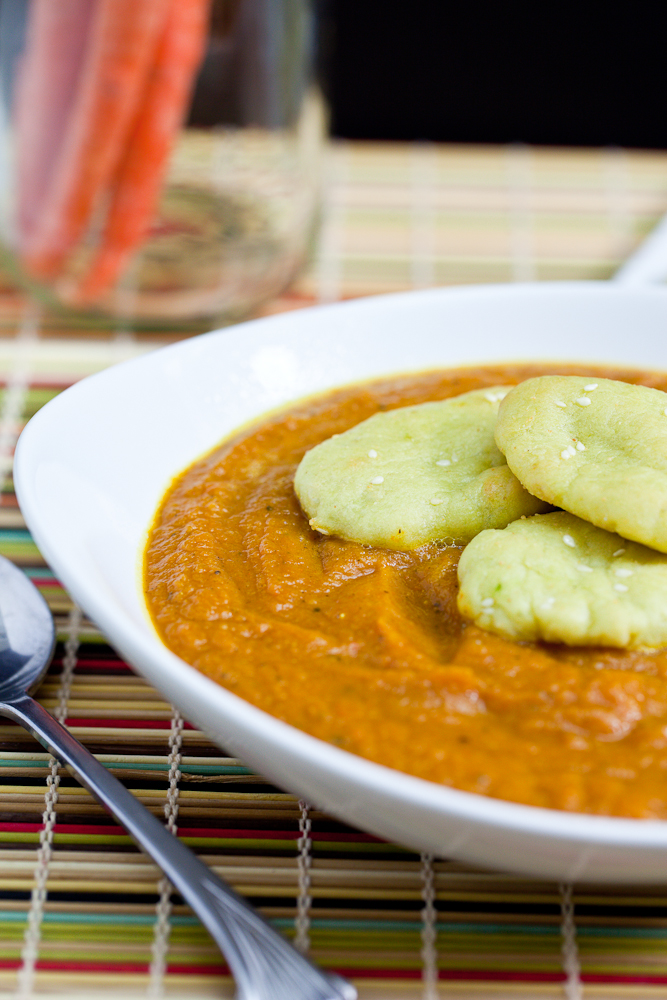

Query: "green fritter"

xmin=495 ymin=375 xmax=667 ymax=553
xmin=294 ymin=387 xmax=549 ymax=550
xmin=457 ymin=510 xmax=667 ymax=648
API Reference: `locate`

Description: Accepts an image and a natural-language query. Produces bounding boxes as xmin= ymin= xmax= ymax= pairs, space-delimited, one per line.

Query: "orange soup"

xmin=145 ymin=363 xmax=667 ymax=818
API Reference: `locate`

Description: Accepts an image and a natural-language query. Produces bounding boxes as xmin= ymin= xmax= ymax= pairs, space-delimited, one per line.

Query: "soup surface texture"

xmin=145 ymin=364 xmax=667 ymax=818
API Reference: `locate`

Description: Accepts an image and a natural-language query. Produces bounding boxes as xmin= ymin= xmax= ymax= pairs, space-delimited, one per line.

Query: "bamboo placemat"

xmin=3 ymin=142 xmax=667 ymax=999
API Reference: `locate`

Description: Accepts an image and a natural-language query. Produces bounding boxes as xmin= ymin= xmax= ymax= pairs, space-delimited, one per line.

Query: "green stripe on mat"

xmin=54 ymin=632 xmax=110 ymax=643
xmin=0 ymin=544 xmax=42 ymax=558
xmin=0 ymin=759 xmax=252 ymax=774
xmin=4 ymin=914 xmax=666 ymax=941
xmin=0 ymin=832 xmax=403 ymax=852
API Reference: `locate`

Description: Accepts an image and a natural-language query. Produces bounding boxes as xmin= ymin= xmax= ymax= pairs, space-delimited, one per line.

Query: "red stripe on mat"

xmin=0 ymin=964 xmax=663 ymax=985
xmin=63 ymin=719 xmax=197 ymax=729
xmin=582 ymin=974 xmax=667 ymax=985
xmin=0 ymin=962 xmax=151 ymax=973
xmin=0 ymin=961 xmax=664 ymax=984
xmin=0 ymin=823 xmax=130 ymax=835
xmin=22 ymin=382 xmax=75 ymax=390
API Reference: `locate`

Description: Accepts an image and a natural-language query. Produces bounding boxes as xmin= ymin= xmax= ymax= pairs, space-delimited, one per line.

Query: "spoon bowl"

xmin=0 ymin=557 xmax=54 ymax=700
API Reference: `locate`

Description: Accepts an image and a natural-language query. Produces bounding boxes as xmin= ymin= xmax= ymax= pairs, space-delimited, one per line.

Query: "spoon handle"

xmin=3 ymin=694 xmax=356 ymax=1000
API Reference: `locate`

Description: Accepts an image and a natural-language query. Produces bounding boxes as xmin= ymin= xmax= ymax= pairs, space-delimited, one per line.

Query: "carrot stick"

xmin=75 ymin=0 xmax=211 ymax=302
xmin=15 ymin=0 xmax=97 ymax=247
xmin=21 ymin=0 xmax=169 ymax=280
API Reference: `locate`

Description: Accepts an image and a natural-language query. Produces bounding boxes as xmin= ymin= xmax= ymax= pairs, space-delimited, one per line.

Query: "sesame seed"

xmin=563 ymin=534 xmax=576 ymax=547
xmin=567 ymin=444 xmax=576 ymax=456
xmin=612 ymin=548 xmax=625 ymax=557
xmin=583 ymin=383 xmax=598 ymax=391
xmin=430 ymin=497 xmax=444 ymax=505
xmin=436 ymin=459 xmax=451 ymax=467
xmin=614 ymin=583 xmax=629 ymax=593
xmin=577 ymin=564 xmax=593 ymax=572
xmin=485 ymin=388 xmax=509 ymax=403
xmin=576 ymin=441 xmax=586 ymax=451
xmin=664 ymin=407 xmax=667 ymax=417
xmin=555 ymin=400 xmax=567 ymax=407
xmin=576 ymin=397 xmax=592 ymax=406
xmin=561 ymin=449 xmax=572 ymax=460
xmin=368 ymin=449 xmax=378 ymax=458
xmin=481 ymin=597 xmax=494 ymax=607
xmin=614 ymin=567 xmax=634 ymax=577
xmin=370 ymin=476 xmax=384 ymax=485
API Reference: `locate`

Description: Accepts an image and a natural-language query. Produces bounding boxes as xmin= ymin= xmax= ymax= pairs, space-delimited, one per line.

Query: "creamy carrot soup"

xmin=145 ymin=364 xmax=667 ymax=818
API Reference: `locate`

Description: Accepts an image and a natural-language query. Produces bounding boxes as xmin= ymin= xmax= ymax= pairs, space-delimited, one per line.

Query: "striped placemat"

xmin=2 ymin=142 xmax=667 ymax=999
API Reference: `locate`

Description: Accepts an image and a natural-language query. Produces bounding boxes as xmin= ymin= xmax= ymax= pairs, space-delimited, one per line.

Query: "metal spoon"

xmin=0 ymin=555 xmax=356 ymax=1000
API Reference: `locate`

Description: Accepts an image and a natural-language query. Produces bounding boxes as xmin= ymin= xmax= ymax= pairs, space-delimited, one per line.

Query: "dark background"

xmin=326 ymin=1 xmax=667 ymax=149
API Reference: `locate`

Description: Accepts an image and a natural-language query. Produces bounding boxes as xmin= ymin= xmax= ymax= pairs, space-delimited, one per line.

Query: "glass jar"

xmin=0 ymin=0 xmax=325 ymax=329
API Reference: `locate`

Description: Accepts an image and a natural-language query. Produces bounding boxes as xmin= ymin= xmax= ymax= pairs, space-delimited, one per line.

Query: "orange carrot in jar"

xmin=75 ymin=0 xmax=211 ymax=302
xmin=21 ymin=0 xmax=169 ymax=280
xmin=15 ymin=0 xmax=97 ymax=247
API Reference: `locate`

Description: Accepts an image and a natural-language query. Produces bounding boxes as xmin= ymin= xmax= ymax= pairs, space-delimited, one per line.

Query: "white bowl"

xmin=15 ymin=281 xmax=667 ymax=883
